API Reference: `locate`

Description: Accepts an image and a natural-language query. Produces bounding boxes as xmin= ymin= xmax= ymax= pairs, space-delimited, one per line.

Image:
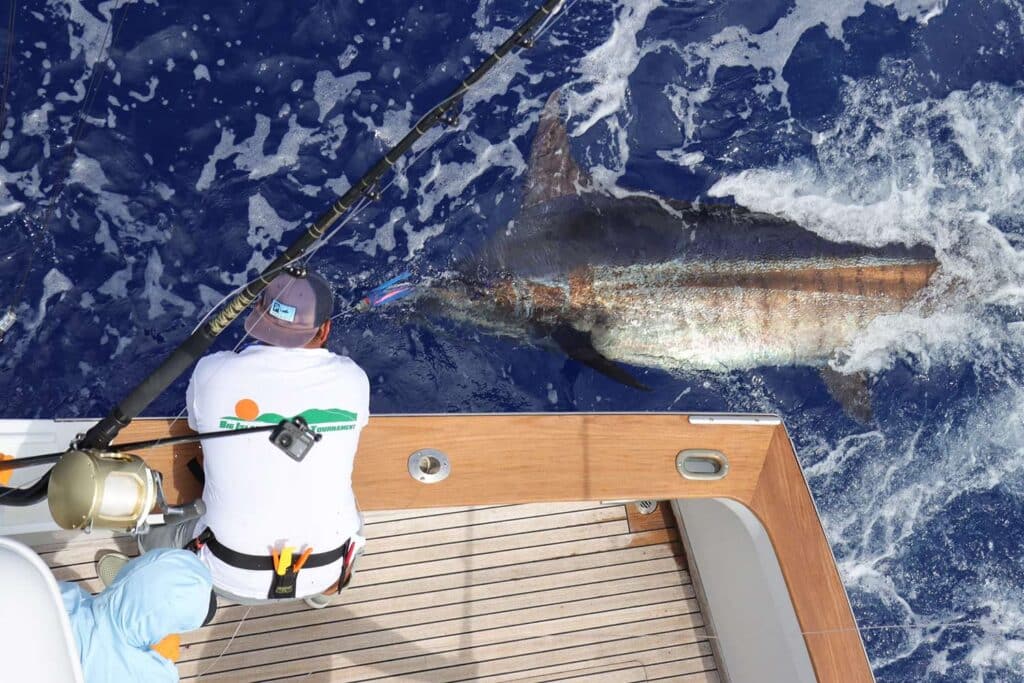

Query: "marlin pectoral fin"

xmin=820 ymin=367 xmax=873 ymax=424
xmin=548 ymin=324 xmax=651 ymax=391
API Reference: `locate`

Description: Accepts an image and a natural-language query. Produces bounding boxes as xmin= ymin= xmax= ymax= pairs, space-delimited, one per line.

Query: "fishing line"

xmin=4 ymin=0 xmax=130 ymax=320
xmin=194 ymin=606 xmax=252 ymax=680
xmin=802 ymin=620 xmax=1021 ymax=636
xmin=692 ymin=618 xmax=1024 ymax=644
xmin=0 ymin=470 xmax=44 ymax=500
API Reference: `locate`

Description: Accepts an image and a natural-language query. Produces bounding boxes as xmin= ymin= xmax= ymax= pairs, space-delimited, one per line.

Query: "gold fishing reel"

xmin=47 ymin=450 xmax=160 ymax=533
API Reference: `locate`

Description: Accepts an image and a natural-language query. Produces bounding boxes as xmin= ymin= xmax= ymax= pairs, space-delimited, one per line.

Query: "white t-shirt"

xmin=185 ymin=345 xmax=370 ymax=599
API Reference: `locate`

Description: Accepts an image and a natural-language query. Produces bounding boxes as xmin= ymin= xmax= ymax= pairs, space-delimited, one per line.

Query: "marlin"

xmin=419 ymin=92 xmax=939 ymax=410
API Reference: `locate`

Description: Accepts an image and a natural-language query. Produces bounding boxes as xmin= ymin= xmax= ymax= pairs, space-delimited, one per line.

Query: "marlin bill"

xmin=417 ymin=92 xmax=940 ymax=392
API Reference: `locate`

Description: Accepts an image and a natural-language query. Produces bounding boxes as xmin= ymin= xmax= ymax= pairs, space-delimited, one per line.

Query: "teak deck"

xmin=64 ymin=413 xmax=869 ymax=682
xmin=35 ymin=501 xmax=717 ymax=682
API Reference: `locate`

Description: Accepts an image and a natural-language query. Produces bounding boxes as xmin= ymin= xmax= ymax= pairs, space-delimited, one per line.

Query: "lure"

xmin=358 ymin=272 xmax=416 ymax=311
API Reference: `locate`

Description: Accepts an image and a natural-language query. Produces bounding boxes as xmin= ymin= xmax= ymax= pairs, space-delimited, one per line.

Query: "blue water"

xmin=2 ymin=0 xmax=1023 ymax=679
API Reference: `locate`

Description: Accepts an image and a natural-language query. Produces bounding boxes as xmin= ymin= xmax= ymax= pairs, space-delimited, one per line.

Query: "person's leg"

xmin=137 ymin=518 xmax=200 ymax=553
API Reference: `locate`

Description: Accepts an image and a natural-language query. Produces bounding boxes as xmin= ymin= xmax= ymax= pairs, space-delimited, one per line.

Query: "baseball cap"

xmin=244 ymin=268 xmax=334 ymax=348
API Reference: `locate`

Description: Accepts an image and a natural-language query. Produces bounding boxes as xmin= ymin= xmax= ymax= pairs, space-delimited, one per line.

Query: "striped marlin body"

xmin=421 ymin=93 xmax=939 ymax=390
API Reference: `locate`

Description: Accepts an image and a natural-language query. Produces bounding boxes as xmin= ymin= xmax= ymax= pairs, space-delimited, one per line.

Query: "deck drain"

xmin=635 ymin=500 xmax=658 ymax=515
xmin=408 ymin=449 xmax=450 ymax=484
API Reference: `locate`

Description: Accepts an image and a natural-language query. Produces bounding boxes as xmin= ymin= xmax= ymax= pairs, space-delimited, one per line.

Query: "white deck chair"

xmin=0 ymin=536 xmax=84 ymax=683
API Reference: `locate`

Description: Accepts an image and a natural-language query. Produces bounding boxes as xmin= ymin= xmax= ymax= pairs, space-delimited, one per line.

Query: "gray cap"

xmin=244 ymin=270 xmax=334 ymax=347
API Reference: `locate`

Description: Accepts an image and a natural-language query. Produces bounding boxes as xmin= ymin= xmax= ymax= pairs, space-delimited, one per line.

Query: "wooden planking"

xmin=178 ymin=501 xmax=704 ymax=682
xmin=194 ymin=612 xmax=707 ymax=682
xmin=494 ymin=663 xmax=649 ymax=683
xmin=34 ymin=501 xmax=711 ymax=682
xmin=479 ymin=644 xmax=717 ymax=682
xmin=36 ymin=533 xmax=137 ymax=570
xmin=272 ymin=640 xmax=718 ymax=683
xmin=359 ymin=518 xmax=631 ymax=570
xmin=655 ymin=671 xmax=720 ymax=683
xmin=187 ymin=558 xmax=691 ymax=645
xmin=642 ymin=651 xmax=720 ymax=680
xmin=365 ymin=502 xmax=613 ymax=539
xmin=365 ymin=505 xmax=628 ymax=554
xmin=365 ymin=504 xmax=526 ymax=525
xmin=182 ymin=585 xmax=699 ymax=675
xmin=209 ymin=541 xmax=686 ymax=627
xmin=356 ymin=527 xmax=671 ymax=586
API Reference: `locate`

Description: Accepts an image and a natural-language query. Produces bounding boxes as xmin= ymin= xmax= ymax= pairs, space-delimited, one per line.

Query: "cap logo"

xmin=269 ymin=299 xmax=297 ymax=323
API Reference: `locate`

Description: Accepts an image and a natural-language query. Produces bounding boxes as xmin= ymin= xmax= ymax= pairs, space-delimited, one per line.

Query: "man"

xmin=60 ymin=549 xmax=214 ymax=683
xmin=140 ymin=267 xmax=370 ymax=608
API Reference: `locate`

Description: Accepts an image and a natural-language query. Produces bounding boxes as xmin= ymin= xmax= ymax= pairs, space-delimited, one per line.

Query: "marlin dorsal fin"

xmin=522 ymin=90 xmax=588 ymax=208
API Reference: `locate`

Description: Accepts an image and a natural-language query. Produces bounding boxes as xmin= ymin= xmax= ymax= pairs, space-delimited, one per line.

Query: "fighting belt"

xmin=187 ymin=528 xmax=350 ymax=600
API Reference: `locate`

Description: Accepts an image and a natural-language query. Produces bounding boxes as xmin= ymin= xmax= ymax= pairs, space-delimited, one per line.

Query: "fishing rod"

xmin=0 ymin=416 xmax=320 ymax=474
xmin=0 ymin=0 xmax=565 ymax=504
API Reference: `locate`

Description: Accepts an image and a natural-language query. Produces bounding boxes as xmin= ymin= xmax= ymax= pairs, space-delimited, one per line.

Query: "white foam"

xmin=61 ymin=0 xmax=115 ymax=63
xmin=806 ymin=385 xmax=1024 ymax=670
xmin=656 ymin=148 xmax=704 ymax=168
xmin=98 ymin=265 xmax=131 ymax=299
xmin=337 ymin=45 xmax=359 ymax=70
xmin=964 ymin=598 xmax=1024 ymax=673
xmin=194 ymin=64 xmax=211 ymax=82
xmin=246 ymin=192 xmax=295 ymax=249
xmin=347 ymin=206 xmax=405 ymax=257
xmin=34 ymin=268 xmax=73 ymax=328
xmin=67 ymin=151 xmax=166 ymax=249
xmin=196 ymin=128 xmax=239 ymax=191
xmin=143 ymin=248 xmax=196 ymax=319
xmin=660 ymin=0 xmax=946 ymax=122
xmin=21 ymin=104 xmax=53 ymax=158
xmin=219 ymin=192 xmax=301 ymax=286
xmin=245 ymin=116 xmax=316 ymax=180
xmin=154 ymin=182 xmax=174 ymax=200
xmin=414 ymin=131 xmax=526 ymax=222
xmin=403 ymin=221 xmax=445 ymax=260
xmin=313 ymin=70 xmax=371 ymax=123
xmin=128 ymin=77 xmax=159 ymax=103
xmin=197 ymin=115 xmax=316 ymax=190
xmin=566 ymin=0 xmax=662 ymax=137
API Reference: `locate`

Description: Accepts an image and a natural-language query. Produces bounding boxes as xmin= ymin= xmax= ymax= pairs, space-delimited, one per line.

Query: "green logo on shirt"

xmin=219 ymin=405 xmax=358 ymax=433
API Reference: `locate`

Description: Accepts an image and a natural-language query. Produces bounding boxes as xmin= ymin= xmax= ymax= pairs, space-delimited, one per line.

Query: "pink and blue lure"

xmin=360 ymin=272 xmax=416 ymax=310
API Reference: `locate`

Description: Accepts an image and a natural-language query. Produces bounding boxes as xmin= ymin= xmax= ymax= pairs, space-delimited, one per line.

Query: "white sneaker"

xmin=97 ymin=552 xmax=131 ymax=589
xmin=303 ymin=592 xmax=332 ymax=610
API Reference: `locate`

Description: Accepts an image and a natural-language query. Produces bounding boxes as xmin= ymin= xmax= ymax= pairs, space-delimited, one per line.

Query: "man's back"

xmin=186 ymin=344 xmax=370 ymax=599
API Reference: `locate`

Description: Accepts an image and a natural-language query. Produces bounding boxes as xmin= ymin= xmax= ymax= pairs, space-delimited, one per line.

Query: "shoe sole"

xmin=97 ymin=553 xmax=130 ymax=589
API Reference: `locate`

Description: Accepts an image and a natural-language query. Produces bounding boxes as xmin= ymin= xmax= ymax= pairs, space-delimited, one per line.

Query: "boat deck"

xmin=35 ymin=501 xmax=717 ymax=682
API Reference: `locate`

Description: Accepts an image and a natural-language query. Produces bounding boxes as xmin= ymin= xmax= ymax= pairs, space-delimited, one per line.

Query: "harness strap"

xmin=187 ymin=528 xmax=348 ymax=572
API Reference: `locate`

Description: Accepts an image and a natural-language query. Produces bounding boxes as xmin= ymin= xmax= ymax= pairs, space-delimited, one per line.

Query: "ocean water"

xmin=1 ymin=0 xmax=1023 ymax=679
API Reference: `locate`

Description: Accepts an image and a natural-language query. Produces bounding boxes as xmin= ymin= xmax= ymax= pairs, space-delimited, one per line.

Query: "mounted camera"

xmin=270 ymin=416 xmax=322 ymax=462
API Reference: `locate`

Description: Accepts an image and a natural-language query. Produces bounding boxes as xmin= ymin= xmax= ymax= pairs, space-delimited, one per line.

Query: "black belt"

xmin=187 ymin=528 xmax=349 ymax=572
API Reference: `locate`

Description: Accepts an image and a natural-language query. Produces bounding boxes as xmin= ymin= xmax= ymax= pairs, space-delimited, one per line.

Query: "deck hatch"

xmin=676 ymin=449 xmax=729 ymax=480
